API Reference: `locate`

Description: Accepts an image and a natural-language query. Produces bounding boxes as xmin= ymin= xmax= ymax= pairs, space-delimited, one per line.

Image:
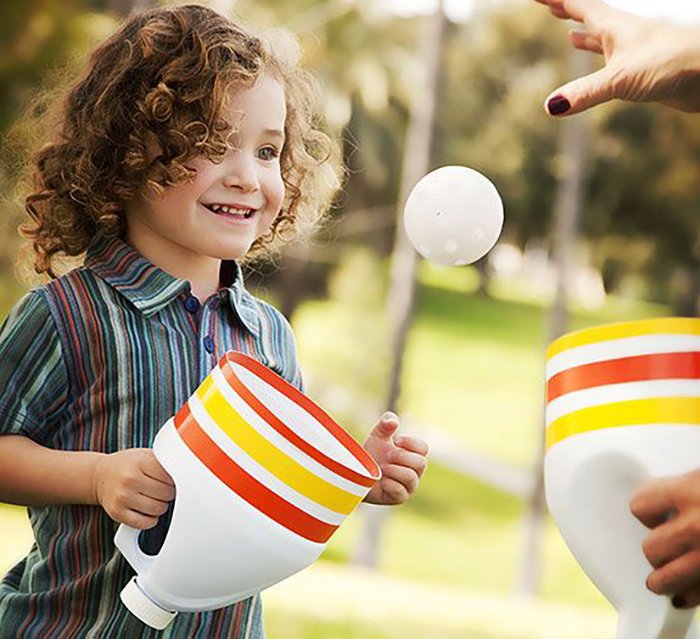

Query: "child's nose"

xmin=223 ymin=153 xmax=259 ymax=192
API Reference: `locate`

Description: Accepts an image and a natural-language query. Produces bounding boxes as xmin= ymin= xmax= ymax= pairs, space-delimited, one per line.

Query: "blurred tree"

xmin=1 ymin=0 xmax=115 ymax=310
xmin=515 ymin=48 xmax=592 ymax=597
xmin=351 ymin=0 xmax=447 ymax=570
xmin=436 ymin=2 xmax=697 ymax=314
xmin=586 ymin=104 xmax=699 ymax=315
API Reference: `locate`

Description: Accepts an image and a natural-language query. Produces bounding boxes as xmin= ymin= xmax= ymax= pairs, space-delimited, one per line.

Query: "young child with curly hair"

xmin=0 ymin=5 xmax=428 ymax=637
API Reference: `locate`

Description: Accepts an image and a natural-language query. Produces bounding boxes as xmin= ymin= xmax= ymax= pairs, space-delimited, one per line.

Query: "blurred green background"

xmin=1 ymin=0 xmax=698 ymax=637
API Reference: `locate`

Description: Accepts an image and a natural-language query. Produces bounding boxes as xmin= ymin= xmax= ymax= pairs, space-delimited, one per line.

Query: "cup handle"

xmin=115 ymin=524 xmax=159 ymax=575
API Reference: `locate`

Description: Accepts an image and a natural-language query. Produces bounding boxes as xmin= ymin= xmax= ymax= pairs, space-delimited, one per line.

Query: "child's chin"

xmin=212 ymin=242 xmax=252 ymax=262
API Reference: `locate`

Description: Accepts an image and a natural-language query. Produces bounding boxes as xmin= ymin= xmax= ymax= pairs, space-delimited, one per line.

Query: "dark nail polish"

xmin=672 ymin=595 xmax=687 ymax=609
xmin=547 ymin=95 xmax=571 ymax=116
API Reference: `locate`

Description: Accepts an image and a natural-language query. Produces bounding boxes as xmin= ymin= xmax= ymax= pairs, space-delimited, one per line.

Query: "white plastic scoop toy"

xmin=403 ymin=165 xmax=504 ymax=266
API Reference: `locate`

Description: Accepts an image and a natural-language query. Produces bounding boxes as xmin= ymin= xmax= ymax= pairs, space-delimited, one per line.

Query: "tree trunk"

xmin=351 ymin=1 xmax=447 ymax=569
xmin=514 ymin=48 xmax=591 ymax=595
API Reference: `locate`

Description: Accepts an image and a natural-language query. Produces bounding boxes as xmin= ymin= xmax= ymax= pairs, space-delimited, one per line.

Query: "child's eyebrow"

xmin=264 ymin=128 xmax=286 ymax=140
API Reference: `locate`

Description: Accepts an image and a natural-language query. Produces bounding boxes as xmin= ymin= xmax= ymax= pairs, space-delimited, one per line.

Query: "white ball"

xmin=404 ymin=166 xmax=504 ymax=266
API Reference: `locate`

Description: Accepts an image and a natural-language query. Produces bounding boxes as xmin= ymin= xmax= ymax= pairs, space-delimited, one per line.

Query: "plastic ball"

xmin=403 ymin=166 xmax=504 ymax=266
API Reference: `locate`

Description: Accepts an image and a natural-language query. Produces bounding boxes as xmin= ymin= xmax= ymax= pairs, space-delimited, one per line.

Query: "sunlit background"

xmin=1 ymin=1 xmax=698 ymax=637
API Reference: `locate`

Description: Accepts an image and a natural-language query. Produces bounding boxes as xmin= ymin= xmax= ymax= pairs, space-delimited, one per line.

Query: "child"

xmin=0 ymin=4 xmax=428 ymax=638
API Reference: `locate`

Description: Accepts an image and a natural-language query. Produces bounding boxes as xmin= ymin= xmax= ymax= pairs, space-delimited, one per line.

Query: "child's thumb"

xmin=545 ymin=67 xmax=616 ymax=117
xmin=370 ymin=412 xmax=400 ymax=440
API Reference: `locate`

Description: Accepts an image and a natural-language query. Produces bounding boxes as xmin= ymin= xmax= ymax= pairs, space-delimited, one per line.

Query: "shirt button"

xmin=218 ymin=289 xmax=229 ymax=303
xmin=184 ymin=295 xmax=200 ymax=314
xmin=203 ymin=336 xmax=215 ymax=354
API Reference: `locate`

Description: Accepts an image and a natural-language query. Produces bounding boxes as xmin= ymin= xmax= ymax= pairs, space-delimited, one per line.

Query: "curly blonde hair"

xmin=21 ymin=4 xmax=340 ymax=277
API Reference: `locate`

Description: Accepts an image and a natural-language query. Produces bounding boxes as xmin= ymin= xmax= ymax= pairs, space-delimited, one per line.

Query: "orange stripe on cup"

xmin=547 ymin=352 xmax=700 ymax=402
xmin=174 ymin=403 xmax=338 ymax=544
xmin=219 ymin=352 xmax=380 ymax=487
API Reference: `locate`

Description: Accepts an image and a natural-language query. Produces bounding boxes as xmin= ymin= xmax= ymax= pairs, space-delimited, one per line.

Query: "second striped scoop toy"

xmin=115 ymin=351 xmax=380 ymax=629
xmin=544 ymin=318 xmax=700 ymax=639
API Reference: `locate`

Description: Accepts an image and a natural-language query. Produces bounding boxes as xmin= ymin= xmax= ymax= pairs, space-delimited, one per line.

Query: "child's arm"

xmin=0 ymin=435 xmax=175 ymax=529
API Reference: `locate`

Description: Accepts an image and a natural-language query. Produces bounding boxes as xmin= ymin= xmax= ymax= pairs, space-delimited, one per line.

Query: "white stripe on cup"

xmin=546 ymin=379 xmax=700 ymax=427
xmin=233 ymin=363 xmax=368 ymax=474
xmin=188 ymin=391 xmax=346 ymax=527
xmin=546 ymin=335 xmax=700 ymax=380
xmin=211 ymin=366 xmax=366 ymax=496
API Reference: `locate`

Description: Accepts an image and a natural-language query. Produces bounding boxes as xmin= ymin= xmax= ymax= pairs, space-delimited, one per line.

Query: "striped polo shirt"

xmin=0 ymin=235 xmax=302 ymax=638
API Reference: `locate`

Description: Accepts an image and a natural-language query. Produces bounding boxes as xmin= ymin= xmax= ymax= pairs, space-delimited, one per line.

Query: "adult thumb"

xmin=545 ymin=67 xmax=617 ymax=117
xmin=370 ymin=412 xmax=400 ymax=441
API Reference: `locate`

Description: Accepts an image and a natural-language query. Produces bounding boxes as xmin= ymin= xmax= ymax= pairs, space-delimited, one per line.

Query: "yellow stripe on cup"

xmin=546 ymin=318 xmax=699 ymax=360
xmin=197 ymin=377 xmax=361 ymax=515
xmin=546 ymin=396 xmax=700 ymax=450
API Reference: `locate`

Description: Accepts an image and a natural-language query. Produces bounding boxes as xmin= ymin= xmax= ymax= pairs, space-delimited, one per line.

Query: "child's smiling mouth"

xmin=202 ymin=202 xmax=256 ymax=219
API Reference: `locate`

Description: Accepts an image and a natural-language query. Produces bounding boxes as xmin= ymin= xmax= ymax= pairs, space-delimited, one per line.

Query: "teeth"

xmin=208 ymin=204 xmax=254 ymax=217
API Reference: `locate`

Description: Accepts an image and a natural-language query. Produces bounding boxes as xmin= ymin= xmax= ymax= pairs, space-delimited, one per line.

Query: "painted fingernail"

xmin=672 ymin=595 xmax=687 ymax=609
xmin=547 ymin=95 xmax=571 ymax=116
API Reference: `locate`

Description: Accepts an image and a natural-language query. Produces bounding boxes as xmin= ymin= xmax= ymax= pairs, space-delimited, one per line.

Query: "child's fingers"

xmin=369 ymin=413 xmax=400 ymax=441
xmin=382 ymin=464 xmax=420 ymax=495
xmin=394 ymin=435 xmax=429 ymax=457
xmin=379 ymin=477 xmax=409 ymax=504
xmin=140 ymin=451 xmax=175 ymax=486
xmin=141 ymin=477 xmax=176 ymax=502
xmin=131 ymin=493 xmax=171 ymax=518
xmin=121 ymin=510 xmax=160 ymax=530
xmin=390 ymin=449 xmax=428 ymax=478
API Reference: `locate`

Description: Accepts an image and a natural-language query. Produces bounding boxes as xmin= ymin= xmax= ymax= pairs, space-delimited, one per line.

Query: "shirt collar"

xmin=85 ymin=234 xmax=259 ymax=336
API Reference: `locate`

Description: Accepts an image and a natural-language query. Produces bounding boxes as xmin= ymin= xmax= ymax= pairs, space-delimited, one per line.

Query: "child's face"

xmin=127 ymin=74 xmax=286 ymax=264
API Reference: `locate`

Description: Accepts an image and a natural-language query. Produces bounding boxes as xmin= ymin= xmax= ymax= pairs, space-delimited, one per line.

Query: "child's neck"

xmin=125 ymin=227 xmax=222 ymax=302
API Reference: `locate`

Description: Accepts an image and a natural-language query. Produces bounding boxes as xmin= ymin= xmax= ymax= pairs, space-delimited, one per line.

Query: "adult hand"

xmin=630 ymin=469 xmax=700 ymax=610
xmin=92 ymin=448 xmax=176 ymax=529
xmin=535 ymin=0 xmax=700 ymax=116
xmin=362 ymin=412 xmax=429 ymax=506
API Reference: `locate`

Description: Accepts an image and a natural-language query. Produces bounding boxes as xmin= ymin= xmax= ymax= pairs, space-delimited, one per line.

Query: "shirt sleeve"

xmin=254 ymin=300 xmax=305 ymax=393
xmin=0 ymin=290 xmax=70 ymax=442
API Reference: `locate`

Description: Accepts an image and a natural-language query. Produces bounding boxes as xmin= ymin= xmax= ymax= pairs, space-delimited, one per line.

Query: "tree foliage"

xmin=0 ymin=0 xmax=697 ymax=312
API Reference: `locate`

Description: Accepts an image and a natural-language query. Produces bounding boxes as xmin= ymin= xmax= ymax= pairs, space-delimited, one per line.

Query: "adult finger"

xmin=545 ymin=66 xmax=618 ymax=116
xmin=533 ymin=0 xmax=592 ymax=24
xmin=560 ymin=0 xmax=609 ymax=24
xmin=673 ymin=584 xmax=700 ymax=610
xmin=646 ymin=549 xmax=700 ymax=595
xmin=630 ymin=478 xmax=678 ymax=529
xmin=390 ymin=448 xmax=428 ymax=478
xmin=394 ymin=435 xmax=429 ymax=457
xmin=569 ymin=29 xmax=604 ymax=55
xmin=642 ymin=517 xmax=695 ymax=569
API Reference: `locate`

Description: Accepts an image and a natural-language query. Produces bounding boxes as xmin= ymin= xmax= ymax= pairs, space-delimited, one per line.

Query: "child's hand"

xmin=92 ymin=449 xmax=176 ymax=529
xmin=362 ymin=412 xmax=428 ymax=506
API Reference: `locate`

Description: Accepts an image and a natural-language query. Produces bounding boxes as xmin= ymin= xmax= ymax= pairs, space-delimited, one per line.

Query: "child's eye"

xmin=257 ymin=146 xmax=280 ymax=161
